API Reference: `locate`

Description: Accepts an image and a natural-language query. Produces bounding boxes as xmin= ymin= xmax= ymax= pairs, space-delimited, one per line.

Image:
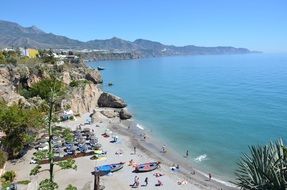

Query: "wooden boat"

xmin=94 ymin=162 xmax=125 ymax=176
xmin=135 ymin=161 xmax=160 ymax=172
xmin=97 ymin=66 xmax=105 ymax=71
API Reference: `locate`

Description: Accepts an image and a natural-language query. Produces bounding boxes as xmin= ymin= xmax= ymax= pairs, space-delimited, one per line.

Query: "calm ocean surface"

xmin=88 ymin=54 xmax=287 ymax=180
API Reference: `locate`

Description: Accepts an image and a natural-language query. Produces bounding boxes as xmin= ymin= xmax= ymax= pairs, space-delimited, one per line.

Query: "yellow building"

xmin=27 ymin=48 xmax=39 ymax=58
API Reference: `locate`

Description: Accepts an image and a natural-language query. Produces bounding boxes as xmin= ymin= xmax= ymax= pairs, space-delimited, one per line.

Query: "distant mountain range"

xmin=0 ymin=20 xmax=255 ymax=57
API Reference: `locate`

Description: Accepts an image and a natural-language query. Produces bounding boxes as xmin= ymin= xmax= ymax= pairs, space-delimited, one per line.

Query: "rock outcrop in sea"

xmin=98 ymin=92 xmax=127 ymax=108
xmin=119 ymin=108 xmax=132 ymax=120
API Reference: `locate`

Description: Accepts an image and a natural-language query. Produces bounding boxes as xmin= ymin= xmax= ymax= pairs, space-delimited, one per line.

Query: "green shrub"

xmin=69 ymin=80 xmax=89 ymax=87
xmin=30 ymin=165 xmax=41 ymax=176
xmin=1 ymin=170 xmax=16 ymax=183
xmin=0 ymin=150 xmax=8 ymax=168
xmin=39 ymin=179 xmax=58 ymax=190
xmin=30 ymin=79 xmax=66 ymax=101
xmin=1 ymin=181 xmax=11 ymax=189
xmin=69 ymin=80 xmax=80 ymax=87
xmin=19 ymin=87 xmax=33 ymax=99
xmin=17 ymin=180 xmax=31 ymax=185
xmin=65 ymin=184 xmax=77 ymax=190
xmin=33 ymin=150 xmax=48 ymax=161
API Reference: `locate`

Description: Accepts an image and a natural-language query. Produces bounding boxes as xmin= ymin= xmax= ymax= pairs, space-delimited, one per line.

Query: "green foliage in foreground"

xmin=17 ymin=180 xmax=31 ymax=185
xmin=62 ymin=128 xmax=74 ymax=143
xmin=0 ymin=101 xmax=44 ymax=158
xmin=30 ymin=79 xmax=67 ymax=101
xmin=65 ymin=184 xmax=77 ymax=190
xmin=38 ymin=179 xmax=58 ymax=190
xmin=1 ymin=170 xmax=16 ymax=184
xmin=30 ymin=165 xmax=42 ymax=176
xmin=57 ymin=159 xmax=77 ymax=170
xmin=234 ymin=139 xmax=287 ymax=190
xmin=34 ymin=150 xmax=48 ymax=161
xmin=0 ymin=150 xmax=8 ymax=168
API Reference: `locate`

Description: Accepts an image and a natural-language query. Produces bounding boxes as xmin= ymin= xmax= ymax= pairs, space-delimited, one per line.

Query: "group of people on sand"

xmin=130 ymin=140 xmax=214 ymax=187
xmin=131 ymin=175 xmax=163 ymax=188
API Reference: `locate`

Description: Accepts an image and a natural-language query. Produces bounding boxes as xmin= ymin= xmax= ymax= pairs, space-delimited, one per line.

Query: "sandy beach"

xmin=5 ymin=108 xmax=237 ymax=190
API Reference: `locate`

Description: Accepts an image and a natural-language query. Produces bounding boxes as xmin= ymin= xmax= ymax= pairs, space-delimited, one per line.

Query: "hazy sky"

xmin=1 ymin=0 xmax=286 ymax=52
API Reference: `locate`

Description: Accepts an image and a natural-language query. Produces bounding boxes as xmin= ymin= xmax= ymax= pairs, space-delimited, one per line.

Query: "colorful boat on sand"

xmin=135 ymin=161 xmax=160 ymax=172
xmin=94 ymin=162 xmax=125 ymax=176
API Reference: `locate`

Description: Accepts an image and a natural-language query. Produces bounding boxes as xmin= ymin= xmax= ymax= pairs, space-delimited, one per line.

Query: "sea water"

xmin=88 ymin=53 xmax=287 ymax=181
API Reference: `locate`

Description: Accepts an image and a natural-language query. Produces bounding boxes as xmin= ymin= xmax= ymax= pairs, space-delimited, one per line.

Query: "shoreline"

xmin=4 ymin=110 xmax=238 ymax=189
xmin=111 ymin=118 xmax=237 ymax=190
xmin=87 ymin=60 xmax=238 ymax=189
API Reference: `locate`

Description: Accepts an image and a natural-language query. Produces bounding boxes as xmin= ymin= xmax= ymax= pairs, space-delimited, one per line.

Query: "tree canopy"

xmin=0 ymin=101 xmax=44 ymax=157
xmin=30 ymin=79 xmax=66 ymax=102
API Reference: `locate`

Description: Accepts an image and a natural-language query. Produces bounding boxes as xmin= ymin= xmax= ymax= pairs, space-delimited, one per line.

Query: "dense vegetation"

xmin=234 ymin=139 xmax=287 ymax=189
xmin=0 ymin=150 xmax=8 ymax=168
xmin=30 ymin=79 xmax=67 ymax=101
xmin=1 ymin=170 xmax=16 ymax=188
xmin=0 ymin=101 xmax=44 ymax=158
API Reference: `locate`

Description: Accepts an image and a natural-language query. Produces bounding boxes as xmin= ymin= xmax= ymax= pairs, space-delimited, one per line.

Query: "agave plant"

xmin=234 ymin=139 xmax=287 ymax=190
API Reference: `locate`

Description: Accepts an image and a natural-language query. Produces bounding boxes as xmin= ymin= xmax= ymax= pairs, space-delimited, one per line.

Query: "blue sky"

xmin=0 ymin=0 xmax=286 ymax=52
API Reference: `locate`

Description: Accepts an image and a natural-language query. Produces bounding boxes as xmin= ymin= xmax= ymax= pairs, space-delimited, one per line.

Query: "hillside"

xmin=0 ymin=20 xmax=253 ymax=57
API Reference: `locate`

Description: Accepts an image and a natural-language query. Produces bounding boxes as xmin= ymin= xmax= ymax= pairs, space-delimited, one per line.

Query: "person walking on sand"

xmin=132 ymin=176 xmax=140 ymax=187
xmin=132 ymin=176 xmax=138 ymax=187
xmin=134 ymin=146 xmax=136 ymax=154
xmin=136 ymin=176 xmax=140 ymax=187
xmin=208 ymin=173 xmax=212 ymax=181
xmin=144 ymin=177 xmax=148 ymax=186
xmin=162 ymin=145 xmax=166 ymax=153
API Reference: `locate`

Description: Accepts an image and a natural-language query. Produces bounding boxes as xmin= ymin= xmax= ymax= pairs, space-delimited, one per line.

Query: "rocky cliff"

xmin=0 ymin=62 xmax=132 ymax=120
xmin=0 ymin=63 xmax=103 ymax=114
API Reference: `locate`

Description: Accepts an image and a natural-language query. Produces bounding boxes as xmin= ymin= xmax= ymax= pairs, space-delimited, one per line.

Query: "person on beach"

xmin=208 ymin=173 xmax=212 ymax=181
xmin=132 ymin=176 xmax=139 ymax=187
xmin=134 ymin=146 xmax=136 ymax=154
xmin=186 ymin=150 xmax=189 ymax=157
xmin=191 ymin=169 xmax=195 ymax=175
xmin=132 ymin=176 xmax=137 ymax=187
xmin=154 ymin=173 xmax=164 ymax=177
xmin=162 ymin=145 xmax=166 ymax=153
xmin=155 ymin=179 xmax=163 ymax=186
xmin=144 ymin=177 xmax=148 ymax=186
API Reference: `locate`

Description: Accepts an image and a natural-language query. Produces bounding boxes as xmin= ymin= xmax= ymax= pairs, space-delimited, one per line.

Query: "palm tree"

xmin=234 ymin=139 xmax=287 ymax=190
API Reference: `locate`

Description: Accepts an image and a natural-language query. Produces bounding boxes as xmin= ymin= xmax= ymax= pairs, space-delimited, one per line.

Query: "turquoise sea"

xmin=88 ymin=54 xmax=287 ymax=181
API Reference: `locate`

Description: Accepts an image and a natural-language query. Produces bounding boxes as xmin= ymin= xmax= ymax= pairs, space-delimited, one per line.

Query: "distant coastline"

xmin=83 ymin=50 xmax=260 ymax=62
xmin=0 ymin=20 xmax=257 ymax=61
